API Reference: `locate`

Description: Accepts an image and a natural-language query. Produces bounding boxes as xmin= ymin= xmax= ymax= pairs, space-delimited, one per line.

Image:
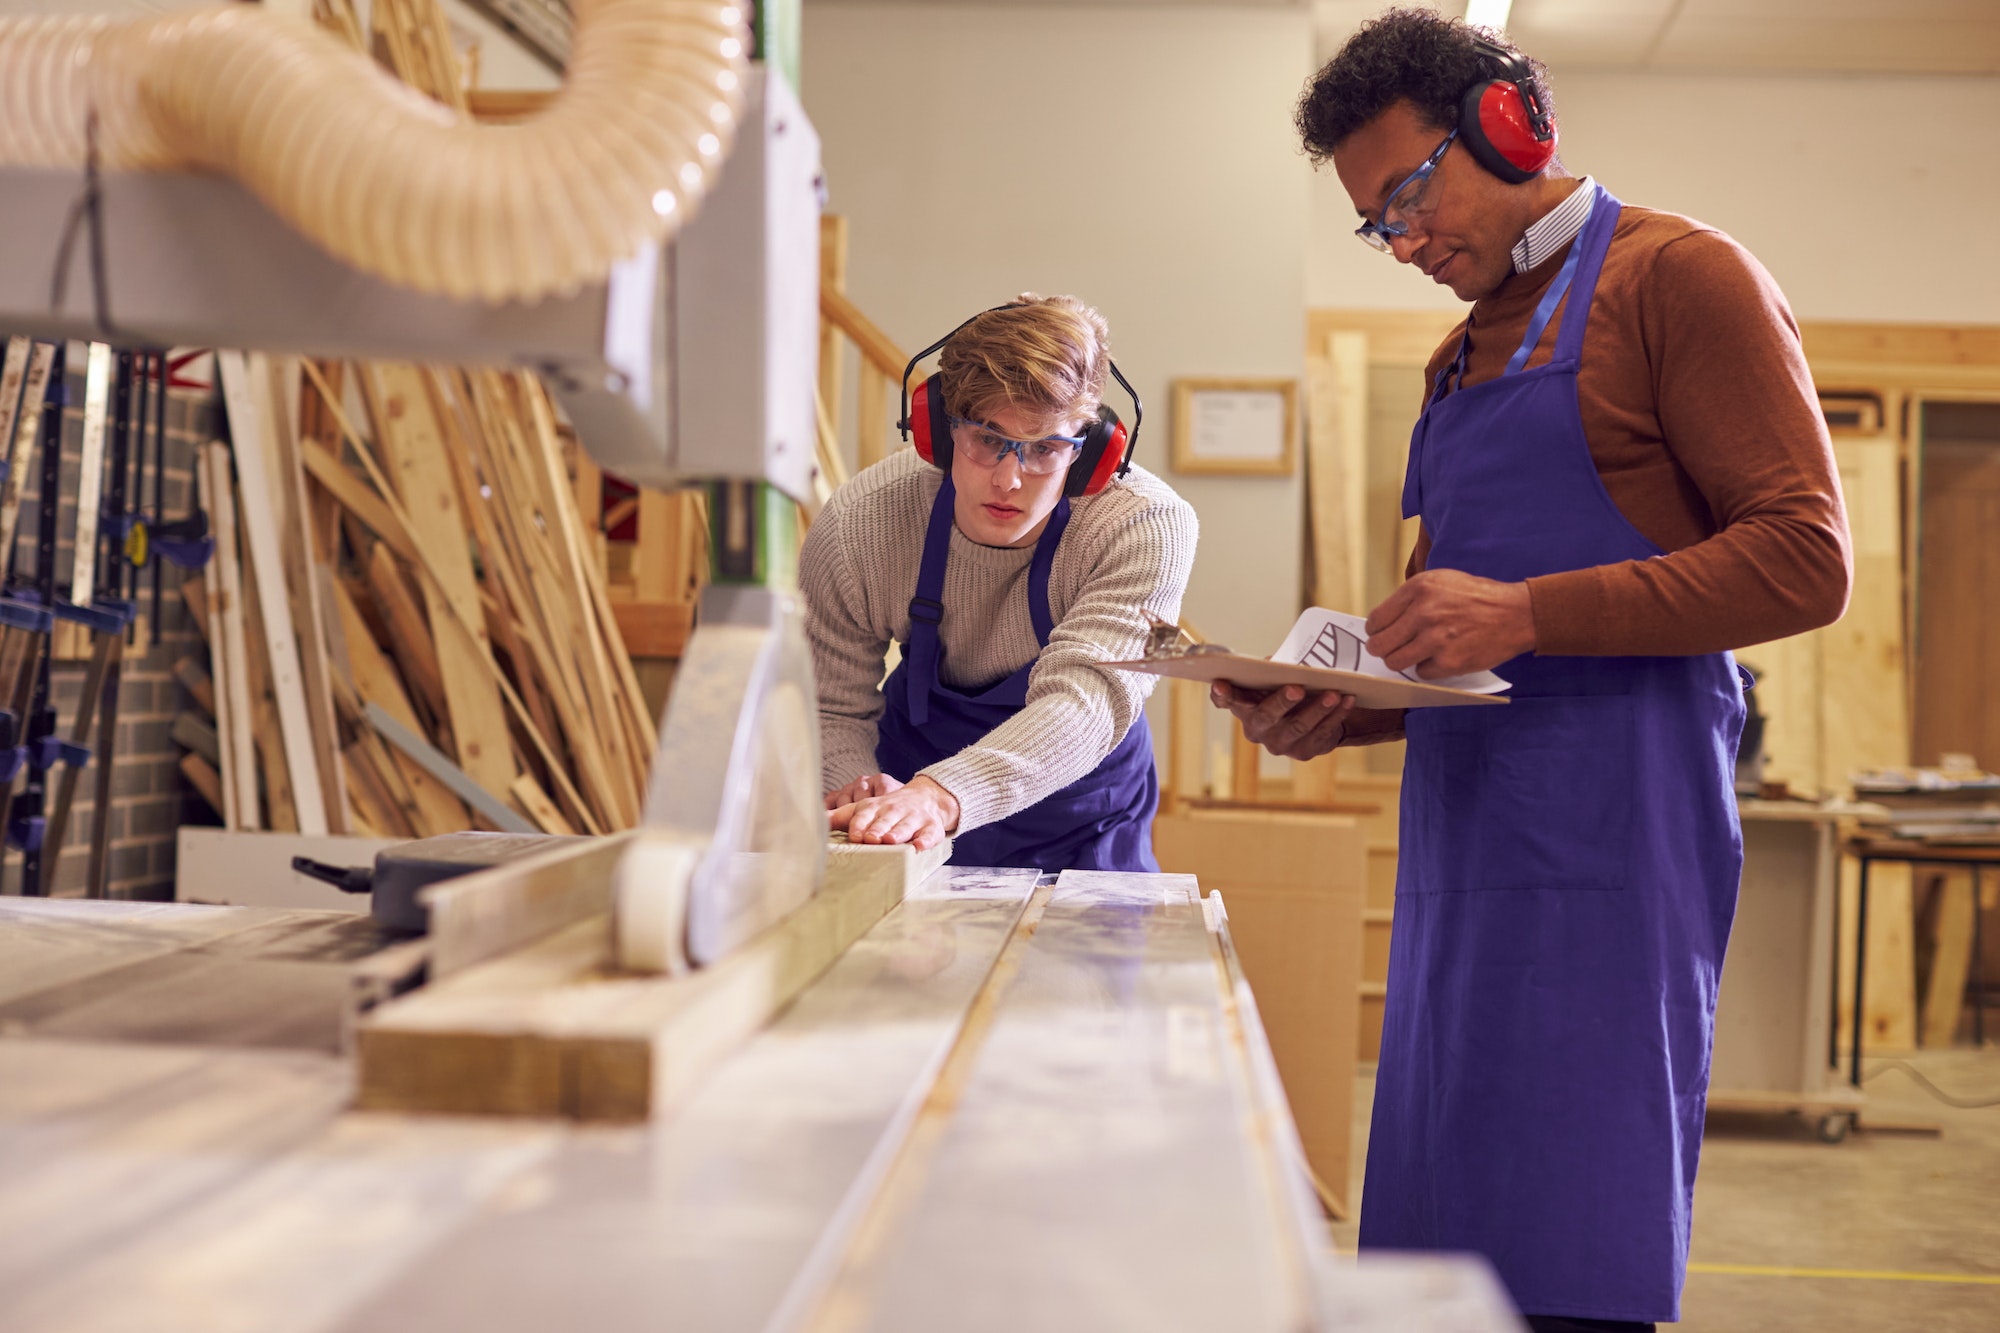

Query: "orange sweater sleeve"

xmin=1524 ymin=231 xmax=1852 ymax=656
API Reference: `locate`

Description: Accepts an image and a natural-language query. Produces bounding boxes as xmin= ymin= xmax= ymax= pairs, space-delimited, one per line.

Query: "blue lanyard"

xmin=1504 ymin=193 xmax=1596 ymax=376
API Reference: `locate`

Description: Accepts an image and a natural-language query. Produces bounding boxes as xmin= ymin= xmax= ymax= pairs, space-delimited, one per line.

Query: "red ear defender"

xmin=1064 ymin=408 xmax=1130 ymax=498
xmin=1458 ymin=39 xmax=1556 ymax=185
xmin=905 ymin=374 xmax=953 ymax=469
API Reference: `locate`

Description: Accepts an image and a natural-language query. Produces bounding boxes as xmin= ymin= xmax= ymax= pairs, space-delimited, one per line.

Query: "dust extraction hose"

xmin=0 ymin=0 xmax=750 ymax=304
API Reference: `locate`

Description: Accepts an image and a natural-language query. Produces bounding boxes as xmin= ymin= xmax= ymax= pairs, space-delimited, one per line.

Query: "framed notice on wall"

xmin=1169 ymin=377 xmax=1298 ymax=477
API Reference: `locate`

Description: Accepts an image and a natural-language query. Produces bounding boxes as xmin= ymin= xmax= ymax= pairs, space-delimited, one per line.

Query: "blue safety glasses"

xmin=948 ymin=416 xmax=1087 ymax=475
xmin=1355 ymin=128 xmax=1456 ymax=253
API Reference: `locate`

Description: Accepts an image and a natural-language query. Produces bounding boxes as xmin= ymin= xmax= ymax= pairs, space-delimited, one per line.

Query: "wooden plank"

xmin=363 ymin=362 xmax=516 ymax=803
xmin=417 ymin=832 xmax=628 ymax=981
xmin=298 ymin=439 xmax=422 ymax=567
xmin=1307 ymin=307 xmax=1462 ymax=369
xmin=330 ymin=577 xmax=472 ymax=836
xmin=0 ymin=898 xmax=277 ymax=1004
xmin=173 ymin=655 xmax=215 ymax=716
xmin=238 ymin=545 xmax=299 ymax=832
xmin=180 ymin=753 xmax=225 ymax=817
xmin=1232 ymin=725 xmax=1262 ymax=803
xmin=365 ymin=540 xmax=447 ymax=728
xmin=1154 ymin=807 xmax=1367 ymax=1215
xmin=814 ymin=870 xmax=1314 ymax=1332
xmin=338 ymin=868 xmax=1041 ymax=1333
xmin=306 ymin=361 xmax=597 ymax=836
xmin=856 ymin=362 xmax=889 ymax=471
xmin=635 ymin=488 xmax=674 ymax=602
xmin=608 ymin=599 xmax=693 ymax=659
xmin=0 ymin=1040 xmax=557 ymax=1333
xmin=518 ymin=375 xmax=652 ymax=809
xmin=66 ymin=343 xmax=112 ymax=605
xmin=262 ymin=354 xmax=348 ymax=833
xmin=341 ymin=741 xmax=409 ymax=839
xmin=0 ymin=341 xmax=53 ymax=571
xmin=1798 ymin=320 xmax=2000 ymax=370
xmin=820 ymin=284 xmax=909 ymax=381
xmin=170 ymin=710 xmax=220 ymax=764
xmin=1821 ymin=435 xmax=1909 ymax=789
xmin=0 ymin=907 xmax=382 ymax=1053
xmin=509 ymin=774 xmax=576 ymax=836
xmin=0 ymin=1037 xmax=353 ymax=1311
xmin=1921 ymin=868 xmax=1977 ymax=1049
xmin=219 ymin=352 xmax=328 ymax=834
xmin=357 ymin=840 xmax=937 ymax=1120
xmin=204 ymin=443 xmax=259 ymax=829
xmin=819 ymin=213 xmax=850 ymax=438
xmin=0 ymin=336 xmax=30 ymax=468
xmin=463 ymin=372 xmax=630 ymax=828
xmin=1165 ymin=674 xmax=1207 ymax=811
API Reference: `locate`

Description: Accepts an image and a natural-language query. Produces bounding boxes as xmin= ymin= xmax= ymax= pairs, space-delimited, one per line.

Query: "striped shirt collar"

xmin=1511 ymin=177 xmax=1595 ymax=273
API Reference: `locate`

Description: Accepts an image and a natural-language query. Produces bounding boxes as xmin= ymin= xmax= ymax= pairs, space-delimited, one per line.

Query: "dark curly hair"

xmin=1295 ymin=8 xmax=1555 ymax=164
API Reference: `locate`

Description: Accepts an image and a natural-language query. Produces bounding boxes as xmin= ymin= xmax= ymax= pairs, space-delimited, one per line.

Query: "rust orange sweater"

xmin=1346 ymin=203 xmax=1852 ymax=745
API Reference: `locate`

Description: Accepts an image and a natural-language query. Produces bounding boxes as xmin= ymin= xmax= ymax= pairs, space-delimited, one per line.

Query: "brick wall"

xmin=1 ymin=350 xmax=215 ymax=901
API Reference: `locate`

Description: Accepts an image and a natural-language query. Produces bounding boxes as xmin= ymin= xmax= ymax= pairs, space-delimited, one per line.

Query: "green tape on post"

xmin=707 ymin=480 xmax=799 ymax=588
xmin=752 ymin=0 xmax=801 ymax=93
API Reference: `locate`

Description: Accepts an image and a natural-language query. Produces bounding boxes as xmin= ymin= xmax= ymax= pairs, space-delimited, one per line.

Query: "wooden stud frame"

xmin=1169 ymin=377 xmax=1299 ymax=477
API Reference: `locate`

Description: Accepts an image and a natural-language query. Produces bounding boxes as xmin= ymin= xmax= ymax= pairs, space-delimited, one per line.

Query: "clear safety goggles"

xmin=1355 ymin=128 xmax=1456 ymax=253
xmin=948 ymin=416 xmax=1087 ymax=475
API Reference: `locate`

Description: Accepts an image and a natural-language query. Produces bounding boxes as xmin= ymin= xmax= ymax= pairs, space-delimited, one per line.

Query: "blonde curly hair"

xmin=938 ymin=293 xmax=1110 ymax=434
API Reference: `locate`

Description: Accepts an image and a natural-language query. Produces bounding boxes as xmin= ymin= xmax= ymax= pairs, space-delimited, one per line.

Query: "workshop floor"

xmin=1331 ymin=1047 xmax=2000 ymax=1330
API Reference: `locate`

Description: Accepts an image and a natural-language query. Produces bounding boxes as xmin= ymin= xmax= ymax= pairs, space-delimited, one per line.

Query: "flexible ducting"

xmin=0 ymin=0 xmax=750 ymax=304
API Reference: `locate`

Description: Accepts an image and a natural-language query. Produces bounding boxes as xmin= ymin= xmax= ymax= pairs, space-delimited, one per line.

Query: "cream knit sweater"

xmin=801 ymin=446 xmax=1198 ymax=834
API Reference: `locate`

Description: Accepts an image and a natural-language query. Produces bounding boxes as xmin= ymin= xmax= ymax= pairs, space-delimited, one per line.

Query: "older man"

xmin=1215 ymin=10 xmax=1851 ymax=1330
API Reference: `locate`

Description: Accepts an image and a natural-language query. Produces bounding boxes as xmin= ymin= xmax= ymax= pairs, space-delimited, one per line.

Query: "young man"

xmin=1216 ymin=12 xmax=1850 ymax=1330
xmin=803 ymin=294 xmax=1196 ymax=871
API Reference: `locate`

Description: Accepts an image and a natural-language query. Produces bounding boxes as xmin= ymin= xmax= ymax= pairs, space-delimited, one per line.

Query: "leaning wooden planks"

xmin=356 ymin=840 xmax=949 ymax=1120
xmin=287 ymin=356 xmax=646 ymax=840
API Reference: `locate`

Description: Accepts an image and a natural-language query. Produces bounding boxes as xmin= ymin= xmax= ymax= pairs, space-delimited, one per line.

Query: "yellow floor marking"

xmin=1690 ymin=1262 xmax=2000 ymax=1287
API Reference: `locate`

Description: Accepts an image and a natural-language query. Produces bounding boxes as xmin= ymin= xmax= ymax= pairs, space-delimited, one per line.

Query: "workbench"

xmin=0 ymin=869 xmax=1518 ymax=1332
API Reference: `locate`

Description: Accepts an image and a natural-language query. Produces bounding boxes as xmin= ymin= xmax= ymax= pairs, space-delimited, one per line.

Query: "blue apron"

xmin=1358 ymin=184 xmax=1746 ymax=1324
xmin=874 ymin=477 xmax=1160 ymax=873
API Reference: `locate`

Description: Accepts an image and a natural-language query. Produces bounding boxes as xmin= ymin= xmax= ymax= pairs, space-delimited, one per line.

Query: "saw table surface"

xmin=0 ymin=872 xmax=1517 ymax=1332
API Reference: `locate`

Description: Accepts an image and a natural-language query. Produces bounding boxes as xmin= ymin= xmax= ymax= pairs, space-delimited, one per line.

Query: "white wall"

xmin=1308 ymin=67 xmax=2000 ymax=324
xmin=802 ymin=2 xmax=1316 ymax=662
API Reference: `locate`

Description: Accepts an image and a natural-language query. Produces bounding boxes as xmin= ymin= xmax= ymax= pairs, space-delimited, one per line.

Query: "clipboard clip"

xmin=1142 ymin=612 xmax=1230 ymax=661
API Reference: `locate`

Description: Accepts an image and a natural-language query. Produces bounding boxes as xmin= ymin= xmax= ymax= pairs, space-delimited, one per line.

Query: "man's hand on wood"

xmin=829 ymin=774 xmax=960 ymax=852
xmin=1365 ymin=569 xmax=1535 ymax=679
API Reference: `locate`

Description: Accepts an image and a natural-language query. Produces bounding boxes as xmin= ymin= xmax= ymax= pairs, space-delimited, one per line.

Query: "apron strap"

xmin=905 ymin=477 xmax=958 ymax=727
xmin=1551 ymin=184 xmax=1621 ymax=365
xmin=1027 ymin=497 xmax=1072 ymax=646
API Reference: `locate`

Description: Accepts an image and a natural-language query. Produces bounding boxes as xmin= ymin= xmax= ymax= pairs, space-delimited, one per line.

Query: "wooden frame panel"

xmin=1169 ymin=376 xmax=1298 ymax=477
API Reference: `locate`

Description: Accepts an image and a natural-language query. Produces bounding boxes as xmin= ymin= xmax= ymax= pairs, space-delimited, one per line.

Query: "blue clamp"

xmin=29 ymin=734 xmax=62 ymax=772
xmin=53 ymin=598 xmax=132 ymax=634
xmin=0 ymin=599 xmax=52 ymax=634
xmin=56 ymin=740 xmax=91 ymax=769
xmin=156 ymin=535 xmax=215 ymax=569
xmin=7 ymin=814 xmax=44 ymax=854
xmin=0 ymin=749 xmax=23 ymax=786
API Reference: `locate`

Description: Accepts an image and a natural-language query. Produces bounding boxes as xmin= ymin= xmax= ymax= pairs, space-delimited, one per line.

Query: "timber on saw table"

xmin=356 ymin=839 xmax=951 ymax=1121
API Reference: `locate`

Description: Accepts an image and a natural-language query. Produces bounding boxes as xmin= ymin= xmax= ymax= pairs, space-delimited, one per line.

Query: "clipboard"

xmin=1107 ymin=651 xmax=1509 ymax=710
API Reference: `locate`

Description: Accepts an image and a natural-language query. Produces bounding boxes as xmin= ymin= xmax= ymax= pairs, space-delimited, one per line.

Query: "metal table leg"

xmin=1975 ymin=867 xmax=1986 ymax=1049
xmin=1852 ymin=856 xmax=1871 ymax=1089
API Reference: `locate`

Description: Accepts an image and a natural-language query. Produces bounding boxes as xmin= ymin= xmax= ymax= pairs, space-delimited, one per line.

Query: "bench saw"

xmin=0 ymin=4 xmax=1520 ymax=1328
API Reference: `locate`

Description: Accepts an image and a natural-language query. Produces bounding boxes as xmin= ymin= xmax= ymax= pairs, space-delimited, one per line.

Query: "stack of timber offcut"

xmin=167 ymin=0 xmax=721 ymax=844
xmin=179 ymin=354 xmax=658 ymax=842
